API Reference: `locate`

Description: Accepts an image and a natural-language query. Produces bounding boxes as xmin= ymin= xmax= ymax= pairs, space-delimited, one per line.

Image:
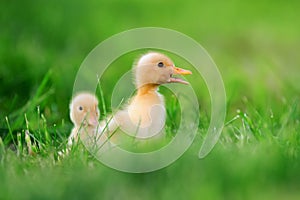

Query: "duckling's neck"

xmin=137 ymin=84 xmax=159 ymax=96
xmin=129 ymin=83 xmax=165 ymax=129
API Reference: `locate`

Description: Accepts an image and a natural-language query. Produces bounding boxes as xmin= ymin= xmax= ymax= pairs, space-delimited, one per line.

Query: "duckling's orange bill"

xmin=87 ymin=114 xmax=99 ymax=127
xmin=173 ymin=66 xmax=192 ymax=75
xmin=169 ymin=66 xmax=192 ymax=84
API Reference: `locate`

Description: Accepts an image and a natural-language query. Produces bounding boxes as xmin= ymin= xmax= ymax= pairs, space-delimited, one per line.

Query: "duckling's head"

xmin=134 ymin=52 xmax=192 ymax=88
xmin=70 ymin=92 xmax=99 ymax=127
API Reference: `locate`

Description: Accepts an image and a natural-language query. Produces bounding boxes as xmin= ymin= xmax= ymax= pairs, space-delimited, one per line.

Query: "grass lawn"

xmin=1 ymin=0 xmax=300 ymax=199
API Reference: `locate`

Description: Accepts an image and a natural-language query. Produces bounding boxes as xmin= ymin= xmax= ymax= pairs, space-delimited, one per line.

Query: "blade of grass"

xmin=9 ymin=70 xmax=54 ymax=129
xmin=5 ymin=116 xmax=16 ymax=147
xmin=41 ymin=114 xmax=51 ymax=146
xmin=25 ymin=130 xmax=36 ymax=155
xmin=17 ymin=132 xmax=22 ymax=156
xmin=97 ymin=76 xmax=107 ymax=118
xmin=0 ymin=136 xmax=5 ymax=155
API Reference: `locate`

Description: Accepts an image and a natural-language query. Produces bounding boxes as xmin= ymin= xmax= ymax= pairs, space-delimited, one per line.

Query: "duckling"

xmin=68 ymin=92 xmax=100 ymax=146
xmin=104 ymin=52 xmax=192 ymax=140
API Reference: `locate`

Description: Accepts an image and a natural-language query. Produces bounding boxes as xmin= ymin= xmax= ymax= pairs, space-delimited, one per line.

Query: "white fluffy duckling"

xmin=68 ymin=92 xmax=100 ymax=146
xmin=105 ymin=52 xmax=192 ymax=140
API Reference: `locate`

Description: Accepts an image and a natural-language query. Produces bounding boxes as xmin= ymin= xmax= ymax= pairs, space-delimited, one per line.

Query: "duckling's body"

xmin=111 ymin=84 xmax=166 ymax=138
xmin=128 ymin=84 xmax=164 ymax=128
xmin=69 ymin=124 xmax=99 ymax=146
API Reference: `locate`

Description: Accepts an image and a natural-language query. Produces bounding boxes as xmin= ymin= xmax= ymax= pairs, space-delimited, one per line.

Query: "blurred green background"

xmin=0 ymin=0 xmax=300 ymax=199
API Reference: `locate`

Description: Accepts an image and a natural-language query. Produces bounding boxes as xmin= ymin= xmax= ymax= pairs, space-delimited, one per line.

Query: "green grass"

xmin=1 ymin=0 xmax=300 ymax=199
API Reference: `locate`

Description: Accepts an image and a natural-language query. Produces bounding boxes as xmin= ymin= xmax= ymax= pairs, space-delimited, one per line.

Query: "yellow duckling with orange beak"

xmin=105 ymin=52 xmax=192 ymax=140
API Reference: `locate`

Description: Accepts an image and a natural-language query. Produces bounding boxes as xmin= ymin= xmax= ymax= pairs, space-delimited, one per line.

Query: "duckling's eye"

xmin=78 ymin=106 xmax=83 ymax=111
xmin=157 ymin=62 xmax=164 ymax=67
